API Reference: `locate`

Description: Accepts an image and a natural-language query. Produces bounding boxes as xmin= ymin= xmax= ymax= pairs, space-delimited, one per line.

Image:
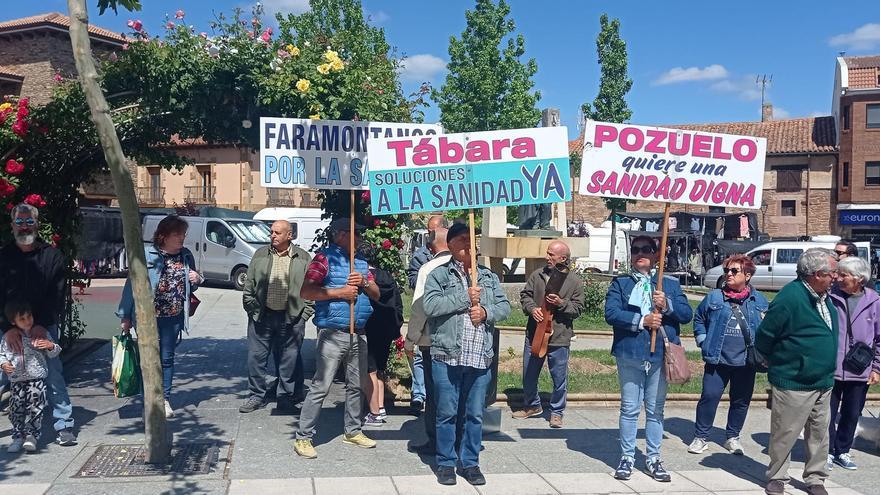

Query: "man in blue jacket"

xmin=423 ymin=222 xmax=510 ymax=487
xmin=604 ymin=235 xmax=693 ymax=483
xmin=294 ymin=218 xmax=380 ymax=459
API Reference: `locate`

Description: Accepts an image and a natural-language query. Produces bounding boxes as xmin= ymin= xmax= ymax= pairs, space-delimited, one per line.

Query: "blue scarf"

xmin=629 ymin=271 xmax=654 ymax=316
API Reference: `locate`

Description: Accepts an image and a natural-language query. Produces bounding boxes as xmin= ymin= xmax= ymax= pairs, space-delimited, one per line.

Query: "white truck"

xmin=253 ymin=207 xmax=330 ymax=252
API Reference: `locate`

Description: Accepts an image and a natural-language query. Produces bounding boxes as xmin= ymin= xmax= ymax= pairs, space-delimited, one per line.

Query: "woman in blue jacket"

xmin=689 ymin=254 xmax=768 ymax=456
xmin=605 ymin=235 xmax=693 ymax=483
xmin=117 ymin=215 xmax=201 ymax=418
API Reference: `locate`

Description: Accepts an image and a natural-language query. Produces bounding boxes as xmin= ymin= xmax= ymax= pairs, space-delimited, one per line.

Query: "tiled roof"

xmin=0 ymin=65 xmax=23 ymax=81
xmin=568 ymin=116 xmax=837 ymax=156
xmin=844 ymin=56 xmax=880 ymax=69
xmin=0 ymin=12 xmax=124 ymax=44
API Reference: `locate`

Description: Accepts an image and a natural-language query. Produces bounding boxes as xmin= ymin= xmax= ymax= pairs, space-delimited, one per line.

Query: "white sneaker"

xmin=22 ymin=435 xmax=36 ymax=453
xmin=164 ymin=400 xmax=174 ymax=418
xmin=723 ymin=437 xmax=744 ymax=455
xmin=7 ymin=438 xmax=23 ymax=453
xmin=826 ymin=454 xmax=835 ymax=472
xmin=688 ymin=437 xmax=709 ymax=454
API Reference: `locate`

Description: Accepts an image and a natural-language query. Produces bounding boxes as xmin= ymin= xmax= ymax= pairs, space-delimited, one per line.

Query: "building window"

xmin=842 ymin=104 xmax=850 ymax=130
xmin=781 ymin=200 xmax=796 ymax=217
xmin=867 ymin=162 xmax=880 ymax=186
xmin=843 ymin=162 xmax=850 ymax=188
xmin=774 ymin=165 xmax=805 ymax=192
xmin=708 ymin=206 xmax=725 ymax=213
xmin=868 ymin=104 xmax=880 ymax=129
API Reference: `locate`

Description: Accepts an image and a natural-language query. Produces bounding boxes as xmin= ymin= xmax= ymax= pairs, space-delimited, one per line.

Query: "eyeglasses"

xmin=834 ymin=250 xmax=851 ymax=257
xmin=13 ymin=218 xmax=36 ymax=226
xmin=723 ymin=267 xmax=741 ymax=275
xmin=630 ymin=245 xmax=656 ymax=255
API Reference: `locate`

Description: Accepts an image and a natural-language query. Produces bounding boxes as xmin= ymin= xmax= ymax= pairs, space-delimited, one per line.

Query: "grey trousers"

xmin=247 ymin=312 xmax=305 ymax=401
xmin=767 ymin=386 xmax=832 ymax=486
xmin=296 ymin=328 xmax=368 ymax=439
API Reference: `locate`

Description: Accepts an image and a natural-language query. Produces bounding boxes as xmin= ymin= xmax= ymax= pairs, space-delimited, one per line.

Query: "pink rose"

xmin=382 ymin=239 xmax=392 ymax=249
xmin=54 ymin=73 xmax=63 ymax=82
xmin=166 ymin=21 xmax=175 ymax=29
xmin=128 ymin=19 xmax=143 ymax=32
xmin=5 ymin=159 xmax=24 ymax=175
xmin=260 ymin=29 xmax=272 ymax=42
xmin=396 ymin=239 xmax=404 ymax=248
xmin=12 ymin=120 xmax=28 ymax=137
xmin=175 ymin=10 xmax=185 ymax=19
xmin=373 ymin=219 xmax=381 ymax=227
xmin=361 ymin=190 xmax=371 ymax=201
xmin=388 ymin=221 xmax=396 ymax=229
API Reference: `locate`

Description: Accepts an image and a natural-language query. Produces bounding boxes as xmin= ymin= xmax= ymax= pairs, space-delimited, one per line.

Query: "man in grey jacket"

xmin=423 ymin=222 xmax=510 ymax=486
xmin=514 ymin=240 xmax=584 ymax=428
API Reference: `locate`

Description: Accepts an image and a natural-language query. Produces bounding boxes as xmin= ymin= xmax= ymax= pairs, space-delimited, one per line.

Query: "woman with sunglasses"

xmin=689 ymin=254 xmax=769 ymax=456
xmin=605 ymin=235 xmax=693 ymax=483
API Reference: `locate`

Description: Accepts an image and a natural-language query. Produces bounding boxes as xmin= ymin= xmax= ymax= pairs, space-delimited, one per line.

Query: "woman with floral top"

xmin=116 ymin=215 xmax=201 ymax=418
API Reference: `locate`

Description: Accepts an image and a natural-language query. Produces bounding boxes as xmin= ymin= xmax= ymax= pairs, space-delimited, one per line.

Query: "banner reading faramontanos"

xmin=260 ymin=118 xmax=441 ymax=190
xmin=367 ymin=127 xmax=570 ymax=215
xmin=578 ymin=121 xmax=767 ymax=209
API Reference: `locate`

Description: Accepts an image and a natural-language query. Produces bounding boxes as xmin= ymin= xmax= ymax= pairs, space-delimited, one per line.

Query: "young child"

xmin=0 ymin=300 xmax=61 ymax=453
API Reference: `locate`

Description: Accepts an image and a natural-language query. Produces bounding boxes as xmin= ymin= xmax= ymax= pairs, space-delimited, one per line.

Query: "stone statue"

xmin=516 ymin=108 xmax=562 ymax=234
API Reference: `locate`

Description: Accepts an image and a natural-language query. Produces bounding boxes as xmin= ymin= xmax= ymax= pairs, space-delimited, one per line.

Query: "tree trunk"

xmin=608 ymin=207 xmax=618 ymax=275
xmin=66 ymin=0 xmax=171 ymax=463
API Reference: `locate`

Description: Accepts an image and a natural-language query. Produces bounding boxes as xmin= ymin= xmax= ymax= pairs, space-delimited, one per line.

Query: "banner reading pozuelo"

xmin=260 ymin=118 xmax=441 ymax=190
xmin=367 ymin=126 xmax=571 ymax=215
xmin=578 ymin=121 xmax=767 ymax=209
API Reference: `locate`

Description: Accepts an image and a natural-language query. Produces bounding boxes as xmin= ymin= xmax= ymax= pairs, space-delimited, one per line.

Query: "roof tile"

xmin=0 ymin=12 xmax=124 ymax=44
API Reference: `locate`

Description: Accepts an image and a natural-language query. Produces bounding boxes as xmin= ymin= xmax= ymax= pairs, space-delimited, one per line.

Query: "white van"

xmin=702 ymin=239 xmax=871 ymax=290
xmin=573 ymin=223 xmax=629 ymax=273
xmin=142 ymin=215 xmax=271 ymax=290
xmin=253 ymin=207 xmax=330 ymax=252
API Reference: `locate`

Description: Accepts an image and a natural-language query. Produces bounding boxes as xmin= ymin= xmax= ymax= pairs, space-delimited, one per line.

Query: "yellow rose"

xmin=323 ymin=50 xmax=339 ymax=63
xmin=317 ymin=63 xmax=331 ymax=75
xmin=0 ymin=103 xmax=11 ymax=112
xmin=309 ymin=113 xmax=321 ymax=120
xmin=330 ymin=59 xmax=344 ymax=71
xmin=296 ymin=78 xmax=311 ymax=93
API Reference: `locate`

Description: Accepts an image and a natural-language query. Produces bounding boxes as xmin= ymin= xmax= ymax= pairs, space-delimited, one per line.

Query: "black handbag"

xmin=842 ymin=301 xmax=874 ymax=375
xmin=730 ymin=303 xmax=768 ymax=373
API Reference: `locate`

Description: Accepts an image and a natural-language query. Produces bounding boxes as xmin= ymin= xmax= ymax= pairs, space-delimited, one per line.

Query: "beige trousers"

xmin=767 ymin=386 xmax=832 ymax=486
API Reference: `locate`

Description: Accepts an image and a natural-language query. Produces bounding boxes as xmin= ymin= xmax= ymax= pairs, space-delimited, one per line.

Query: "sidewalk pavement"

xmin=0 ymin=287 xmax=874 ymax=495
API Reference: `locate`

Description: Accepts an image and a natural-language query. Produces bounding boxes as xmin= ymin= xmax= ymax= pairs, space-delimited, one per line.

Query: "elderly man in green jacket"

xmin=423 ymin=222 xmax=510 ymax=487
xmin=756 ymin=247 xmax=839 ymax=495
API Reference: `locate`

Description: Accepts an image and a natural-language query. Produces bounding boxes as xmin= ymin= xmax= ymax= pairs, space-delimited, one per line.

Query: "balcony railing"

xmin=266 ymin=189 xmax=297 ymax=207
xmin=300 ymin=197 xmax=321 ymax=208
xmin=185 ymin=185 xmax=216 ymax=204
xmin=136 ymin=187 xmax=165 ymax=206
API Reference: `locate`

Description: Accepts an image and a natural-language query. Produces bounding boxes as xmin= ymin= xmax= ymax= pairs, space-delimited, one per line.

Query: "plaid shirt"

xmin=265 ymin=247 xmax=293 ymax=311
xmin=432 ymin=260 xmax=491 ymax=369
xmin=802 ymin=281 xmax=832 ymax=330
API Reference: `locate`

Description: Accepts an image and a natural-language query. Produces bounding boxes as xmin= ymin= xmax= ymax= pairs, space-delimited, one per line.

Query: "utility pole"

xmin=756 ymin=74 xmax=772 ymax=109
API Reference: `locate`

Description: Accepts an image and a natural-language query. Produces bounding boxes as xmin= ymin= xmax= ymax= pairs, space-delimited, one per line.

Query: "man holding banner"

xmin=422 ymin=222 xmax=510 ymax=486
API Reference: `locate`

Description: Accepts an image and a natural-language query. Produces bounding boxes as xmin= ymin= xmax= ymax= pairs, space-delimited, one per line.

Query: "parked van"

xmin=702 ymin=239 xmax=871 ymax=290
xmin=573 ymin=223 xmax=629 ymax=273
xmin=253 ymin=207 xmax=330 ymax=252
xmin=142 ymin=215 xmax=271 ymax=290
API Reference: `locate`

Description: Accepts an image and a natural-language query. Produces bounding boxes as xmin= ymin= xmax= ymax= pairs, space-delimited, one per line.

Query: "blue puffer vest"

xmin=313 ymin=243 xmax=373 ymax=330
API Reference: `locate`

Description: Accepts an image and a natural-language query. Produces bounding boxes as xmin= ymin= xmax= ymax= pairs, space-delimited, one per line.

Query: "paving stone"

xmin=228 ymin=478 xmax=314 ymax=495
xmin=617 ymin=470 xmax=704 ymax=493
xmin=314 ymin=476 xmax=396 ymax=495
xmin=475 ymin=473 xmax=558 ymax=495
xmin=540 ymin=472 xmax=634 ymax=494
xmin=393 ymin=475 xmax=479 ymax=495
xmin=0 ymin=484 xmax=51 ymax=495
xmin=677 ymin=469 xmax=765 ymax=491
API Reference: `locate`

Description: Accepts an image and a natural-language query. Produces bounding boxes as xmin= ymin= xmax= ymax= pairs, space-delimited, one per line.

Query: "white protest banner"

xmin=260 ymin=118 xmax=441 ymax=190
xmin=367 ymin=126 xmax=570 ymax=215
xmin=578 ymin=121 xmax=767 ymax=209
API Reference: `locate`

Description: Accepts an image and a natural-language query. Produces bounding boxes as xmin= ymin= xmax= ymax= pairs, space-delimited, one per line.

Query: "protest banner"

xmin=366 ymin=126 xmax=571 ymax=215
xmin=260 ymin=118 xmax=441 ymax=190
xmin=578 ymin=121 xmax=767 ymax=351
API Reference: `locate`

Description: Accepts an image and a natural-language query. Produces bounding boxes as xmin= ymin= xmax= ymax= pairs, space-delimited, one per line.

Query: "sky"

xmin=10 ymin=0 xmax=880 ymax=139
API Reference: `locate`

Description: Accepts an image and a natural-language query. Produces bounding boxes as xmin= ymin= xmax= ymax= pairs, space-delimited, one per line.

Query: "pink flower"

xmin=122 ymin=43 xmax=129 ymax=50
xmin=361 ymin=190 xmax=371 ymax=201
xmin=5 ymin=159 xmax=24 ymax=175
xmin=52 ymin=233 xmax=61 ymax=243
xmin=260 ymin=29 xmax=272 ymax=42
xmin=108 ymin=52 xmax=118 ymax=62
xmin=54 ymin=73 xmax=63 ymax=82
xmin=24 ymin=193 xmax=45 ymax=208
xmin=381 ymin=239 xmax=392 ymax=249
xmin=166 ymin=21 xmax=175 ymax=29
xmin=199 ymin=32 xmax=207 ymax=39
xmin=396 ymin=239 xmax=404 ymax=249
xmin=12 ymin=120 xmax=28 ymax=137
xmin=16 ymin=106 xmax=28 ymax=119
xmin=0 ymin=180 xmax=16 ymax=198
xmin=388 ymin=220 xmax=396 ymax=229
xmin=373 ymin=218 xmax=381 ymax=227
xmin=5 ymin=203 xmax=14 ymax=212
xmin=175 ymin=10 xmax=185 ymax=19
xmin=127 ymin=19 xmax=143 ymax=32
xmin=18 ymin=98 xmax=28 ymax=108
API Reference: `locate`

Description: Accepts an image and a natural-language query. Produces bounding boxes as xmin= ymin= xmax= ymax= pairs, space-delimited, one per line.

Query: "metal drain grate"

xmin=74 ymin=442 xmax=221 ymax=478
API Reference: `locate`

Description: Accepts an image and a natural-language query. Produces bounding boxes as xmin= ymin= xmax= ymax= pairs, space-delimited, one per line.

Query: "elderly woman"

xmin=828 ymin=256 xmax=880 ymax=471
xmin=690 ymin=254 xmax=769 ymax=456
xmin=117 ymin=216 xmax=201 ymax=418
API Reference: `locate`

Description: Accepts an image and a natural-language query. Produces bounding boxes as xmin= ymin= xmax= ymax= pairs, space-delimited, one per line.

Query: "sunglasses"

xmin=13 ymin=218 xmax=36 ymax=226
xmin=834 ymin=250 xmax=851 ymax=257
xmin=723 ymin=267 xmax=741 ymax=275
xmin=630 ymin=245 xmax=656 ymax=255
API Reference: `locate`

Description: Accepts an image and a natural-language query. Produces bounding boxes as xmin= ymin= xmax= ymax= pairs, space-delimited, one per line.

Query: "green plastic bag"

xmin=111 ymin=333 xmax=142 ymax=398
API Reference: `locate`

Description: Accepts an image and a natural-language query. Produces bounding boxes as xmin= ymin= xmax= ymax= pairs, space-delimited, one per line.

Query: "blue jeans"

xmin=433 ymin=360 xmax=490 ymax=468
xmin=694 ymin=363 xmax=755 ymax=439
xmin=522 ymin=338 xmax=569 ymax=415
xmin=158 ymin=314 xmax=185 ymax=400
xmin=45 ymin=325 xmax=74 ymax=432
xmin=410 ymin=347 xmax=426 ymax=403
xmin=617 ymin=357 xmax=667 ymax=462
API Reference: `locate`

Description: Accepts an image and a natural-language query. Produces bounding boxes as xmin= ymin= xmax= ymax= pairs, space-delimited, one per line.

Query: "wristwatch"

xmin=362 ymin=279 xmax=373 ymax=290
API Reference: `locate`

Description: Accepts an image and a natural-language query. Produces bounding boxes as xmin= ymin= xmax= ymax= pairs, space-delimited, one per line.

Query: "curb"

xmin=60 ymin=338 xmax=108 ymax=367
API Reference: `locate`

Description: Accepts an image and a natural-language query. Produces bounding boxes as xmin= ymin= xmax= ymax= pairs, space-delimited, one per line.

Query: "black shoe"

xmin=407 ymin=441 xmax=435 ymax=455
xmin=409 ymin=399 xmax=424 ymax=416
xmin=458 ymin=466 xmax=486 ymax=486
xmin=613 ymin=457 xmax=633 ymax=480
xmin=239 ymin=396 xmax=266 ymax=413
xmin=646 ymin=458 xmax=671 ymax=482
xmin=436 ymin=466 xmax=456 ymax=485
xmin=56 ymin=428 xmax=77 ymax=446
xmin=276 ymin=396 xmax=299 ymax=412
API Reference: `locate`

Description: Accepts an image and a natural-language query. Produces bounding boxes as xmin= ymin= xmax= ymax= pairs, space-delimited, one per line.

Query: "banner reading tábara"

xmin=578 ymin=121 xmax=767 ymax=209
xmin=367 ymin=127 xmax=570 ymax=215
xmin=260 ymin=118 xmax=441 ymax=190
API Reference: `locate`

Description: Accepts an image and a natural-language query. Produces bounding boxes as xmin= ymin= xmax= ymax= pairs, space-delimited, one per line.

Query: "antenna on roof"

xmin=756 ymin=74 xmax=772 ymax=111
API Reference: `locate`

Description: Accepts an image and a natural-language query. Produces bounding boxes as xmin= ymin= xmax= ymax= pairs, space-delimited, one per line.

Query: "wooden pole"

xmin=650 ymin=202 xmax=672 ymax=353
xmin=468 ymin=210 xmax=478 ymax=290
xmin=349 ymin=191 xmax=356 ymax=335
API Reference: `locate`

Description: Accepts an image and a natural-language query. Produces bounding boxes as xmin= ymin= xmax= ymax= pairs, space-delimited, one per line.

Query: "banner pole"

xmin=468 ymin=210 xmax=478 ymax=292
xmin=350 ymin=191 xmax=356 ymax=336
xmin=651 ymin=202 xmax=672 ymax=353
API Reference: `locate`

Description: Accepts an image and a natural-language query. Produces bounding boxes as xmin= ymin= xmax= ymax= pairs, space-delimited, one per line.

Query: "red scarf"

xmin=722 ymin=285 xmax=751 ymax=302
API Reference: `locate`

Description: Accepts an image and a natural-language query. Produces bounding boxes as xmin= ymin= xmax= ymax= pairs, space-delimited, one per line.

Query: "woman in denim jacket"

xmin=689 ymin=254 xmax=769 ymax=456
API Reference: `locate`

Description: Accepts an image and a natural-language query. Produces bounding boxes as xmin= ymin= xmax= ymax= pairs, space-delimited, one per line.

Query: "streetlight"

xmin=760 ymin=200 xmax=769 ymax=234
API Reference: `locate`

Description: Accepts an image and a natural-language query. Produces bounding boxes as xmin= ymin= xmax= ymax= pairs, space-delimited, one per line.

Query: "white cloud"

xmin=809 ymin=110 xmax=829 ymax=117
xmin=259 ymin=0 xmax=311 ymax=16
xmin=772 ymin=107 xmax=791 ymax=119
xmin=653 ymin=64 xmax=728 ymax=85
xmin=830 ymin=23 xmax=880 ymax=51
xmin=366 ymin=10 xmax=390 ymax=24
xmin=398 ymin=54 xmax=447 ymax=82
xmin=710 ymin=75 xmax=763 ymax=101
